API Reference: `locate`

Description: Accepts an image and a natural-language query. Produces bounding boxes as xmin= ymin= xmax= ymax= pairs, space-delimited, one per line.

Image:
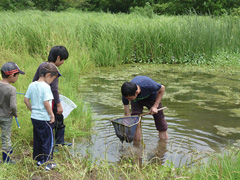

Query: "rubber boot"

xmin=55 ymin=128 xmax=72 ymax=146
xmin=2 ymin=150 xmax=15 ymax=164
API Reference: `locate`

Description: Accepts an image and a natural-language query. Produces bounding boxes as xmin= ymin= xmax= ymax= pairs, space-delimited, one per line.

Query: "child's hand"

xmin=49 ymin=114 xmax=55 ymax=124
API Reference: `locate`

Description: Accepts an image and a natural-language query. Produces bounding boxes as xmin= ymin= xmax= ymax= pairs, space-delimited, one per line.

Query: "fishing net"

xmin=111 ymin=116 xmax=141 ymax=143
xmin=59 ymin=94 xmax=77 ymax=119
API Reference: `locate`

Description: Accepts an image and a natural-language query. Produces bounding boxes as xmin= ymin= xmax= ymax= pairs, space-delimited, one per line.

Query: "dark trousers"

xmin=50 ymin=101 xmax=66 ymax=145
xmin=31 ymin=118 xmax=54 ymax=162
xmin=131 ymin=99 xmax=168 ymax=131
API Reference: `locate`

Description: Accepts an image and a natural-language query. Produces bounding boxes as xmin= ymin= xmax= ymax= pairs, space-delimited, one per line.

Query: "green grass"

xmin=0 ymin=10 xmax=240 ymax=179
xmin=188 ymin=148 xmax=240 ymax=180
xmin=1 ymin=49 xmax=93 ymax=145
xmin=0 ymin=10 xmax=240 ymax=67
xmin=0 ymin=145 xmax=239 ymax=179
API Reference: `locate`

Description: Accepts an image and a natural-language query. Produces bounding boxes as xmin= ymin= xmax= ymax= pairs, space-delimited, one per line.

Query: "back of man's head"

xmin=48 ymin=46 xmax=69 ymax=62
xmin=121 ymin=82 xmax=137 ymax=97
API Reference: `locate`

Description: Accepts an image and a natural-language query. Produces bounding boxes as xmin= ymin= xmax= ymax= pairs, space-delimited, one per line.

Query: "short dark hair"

xmin=121 ymin=82 xmax=137 ymax=97
xmin=1 ymin=70 xmax=19 ymax=78
xmin=48 ymin=46 xmax=69 ymax=62
xmin=39 ymin=63 xmax=60 ymax=77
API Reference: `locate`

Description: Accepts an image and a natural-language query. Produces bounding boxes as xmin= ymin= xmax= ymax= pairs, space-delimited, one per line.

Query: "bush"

xmin=231 ymin=7 xmax=240 ymax=16
xmin=130 ymin=2 xmax=154 ymax=18
xmin=0 ymin=0 xmax=35 ymax=11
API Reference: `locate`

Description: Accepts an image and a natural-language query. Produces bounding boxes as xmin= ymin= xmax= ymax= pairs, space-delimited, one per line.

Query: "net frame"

xmin=111 ymin=115 xmax=141 ymax=143
xmin=59 ymin=94 xmax=77 ymax=119
xmin=111 ymin=116 xmax=140 ymax=127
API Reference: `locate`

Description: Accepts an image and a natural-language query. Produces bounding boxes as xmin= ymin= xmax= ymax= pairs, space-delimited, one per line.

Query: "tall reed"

xmin=0 ymin=10 xmax=239 ymax=67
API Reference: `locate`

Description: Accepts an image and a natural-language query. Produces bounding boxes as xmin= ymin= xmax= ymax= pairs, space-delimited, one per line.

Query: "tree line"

xmin=0 ymin=0 xmax=240 ymax=15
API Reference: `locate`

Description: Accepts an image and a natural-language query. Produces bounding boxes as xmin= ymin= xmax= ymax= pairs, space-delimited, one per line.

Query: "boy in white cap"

xmin=0 ymin=62 xmax=25 ymax=163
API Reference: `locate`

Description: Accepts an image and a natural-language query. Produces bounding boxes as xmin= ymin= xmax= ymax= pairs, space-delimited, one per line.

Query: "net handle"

xmin=140 ymin=107 xmax=167 ymax=117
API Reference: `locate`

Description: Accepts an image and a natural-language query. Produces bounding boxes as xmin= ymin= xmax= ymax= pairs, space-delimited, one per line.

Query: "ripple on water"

xmin=75 ymin=64 xmax=240 ymax=166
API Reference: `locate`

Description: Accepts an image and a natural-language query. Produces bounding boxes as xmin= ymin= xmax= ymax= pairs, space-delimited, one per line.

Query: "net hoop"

xmin=59 ymin=94 xmax=77 ymax=119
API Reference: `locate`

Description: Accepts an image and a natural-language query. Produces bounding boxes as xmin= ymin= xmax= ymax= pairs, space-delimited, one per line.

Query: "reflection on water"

xmin=71 ymin=64 xmax=240 ymax=166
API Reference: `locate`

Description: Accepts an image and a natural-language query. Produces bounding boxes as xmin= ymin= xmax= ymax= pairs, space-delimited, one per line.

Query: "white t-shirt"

xmin=25 ymin=81 xmax=53 ymax=121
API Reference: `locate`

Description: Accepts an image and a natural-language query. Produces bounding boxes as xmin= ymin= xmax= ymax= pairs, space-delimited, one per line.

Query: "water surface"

xmin=72 ymin=64 xmax=240 ymax=166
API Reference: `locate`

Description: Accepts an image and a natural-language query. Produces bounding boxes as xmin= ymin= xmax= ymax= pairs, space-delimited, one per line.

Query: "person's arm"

xmin=10 ymin=87 xmax=18 ymax=117
xmin=33 ymin=63 xmax=44 ymax=82
xmin=51 ymin=78 xmax=63 ymax=114
xmin=24 ymin=97 xmax=32 ymax=111
xmin=56 ymin=102 xmax=63 ymax=114
xmin=124 ymin=105 xmax=131 ymax=116
xmin=122 ymin=96 xmax=130 ymax=116
xmin=44 ymin=101 xmax=55 ymax=124
xmin=150 ymin=85 xmax=165 ymax=114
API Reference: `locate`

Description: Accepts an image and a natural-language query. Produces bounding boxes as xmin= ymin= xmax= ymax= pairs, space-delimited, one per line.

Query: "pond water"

xmin=72 ymin=64 xmax=240 ymax=166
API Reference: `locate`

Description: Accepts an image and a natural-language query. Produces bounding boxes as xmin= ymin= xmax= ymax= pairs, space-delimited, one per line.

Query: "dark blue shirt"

xmin=122 ymin=76 xmax=162 ymax=105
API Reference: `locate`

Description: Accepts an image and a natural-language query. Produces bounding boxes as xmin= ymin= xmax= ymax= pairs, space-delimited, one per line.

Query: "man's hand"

xmin=150 ymin=106 xmax=158 ymax=115
xmin=57 ymin=103 xmax=63 ymax=114
xmin=151 ymin=85 xmax=165 ymax=115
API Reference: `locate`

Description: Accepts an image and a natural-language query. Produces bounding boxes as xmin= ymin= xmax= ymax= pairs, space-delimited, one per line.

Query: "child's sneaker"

xmin=45 ymin=163 xmax=57 ymax=171
xmin=51 ymin=163 xmax=57 ymax=169
xmin=45 ymin=164 xmax=52 ymax=171
xmin=37 ymin=160 xmax=45 ymax=166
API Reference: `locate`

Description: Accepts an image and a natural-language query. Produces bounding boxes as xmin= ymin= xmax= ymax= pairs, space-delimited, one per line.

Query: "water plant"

xmin=0 ymin=10 xmax=240 ymax=68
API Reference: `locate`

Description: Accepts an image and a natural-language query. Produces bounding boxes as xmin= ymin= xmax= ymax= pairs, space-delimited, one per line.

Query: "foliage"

xmin=153 ymin=1 xmax=193 ymax=15
xmin=87 ymin=0 xmax=149 ymax=13
xmin=0 ymin=0 xmax=87 ymax=11
xmin=0 ymin=0 xmax=34 ymax=11
xmin=152 ymin=0 xmax=240 ymax=15
xmin=130 ymin=2 xmax=154 ymax=18
xmin=1 ymin=0 xmax=240 ymax=16
xmin=32 ymin=0 xmax=67 ymax=11
xmin=231 ymin=7 xmax=240 ymax=17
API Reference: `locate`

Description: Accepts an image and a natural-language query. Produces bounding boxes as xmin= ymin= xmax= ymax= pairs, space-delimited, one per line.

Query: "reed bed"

xmin=0 ymin=10 xmax=239 ymax=67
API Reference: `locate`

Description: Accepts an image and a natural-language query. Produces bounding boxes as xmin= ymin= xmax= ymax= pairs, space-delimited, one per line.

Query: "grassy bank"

xmin=0 ymin=145 xmax=239 ymax=179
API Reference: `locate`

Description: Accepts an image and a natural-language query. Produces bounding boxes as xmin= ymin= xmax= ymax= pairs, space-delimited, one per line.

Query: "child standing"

xmin=24 ymin=63 xmax=61 ymax=171
xmin=32 ymin=46 xmax=71 ymax=146
xmin=0 ymin=62 xmax=25 ymax=163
